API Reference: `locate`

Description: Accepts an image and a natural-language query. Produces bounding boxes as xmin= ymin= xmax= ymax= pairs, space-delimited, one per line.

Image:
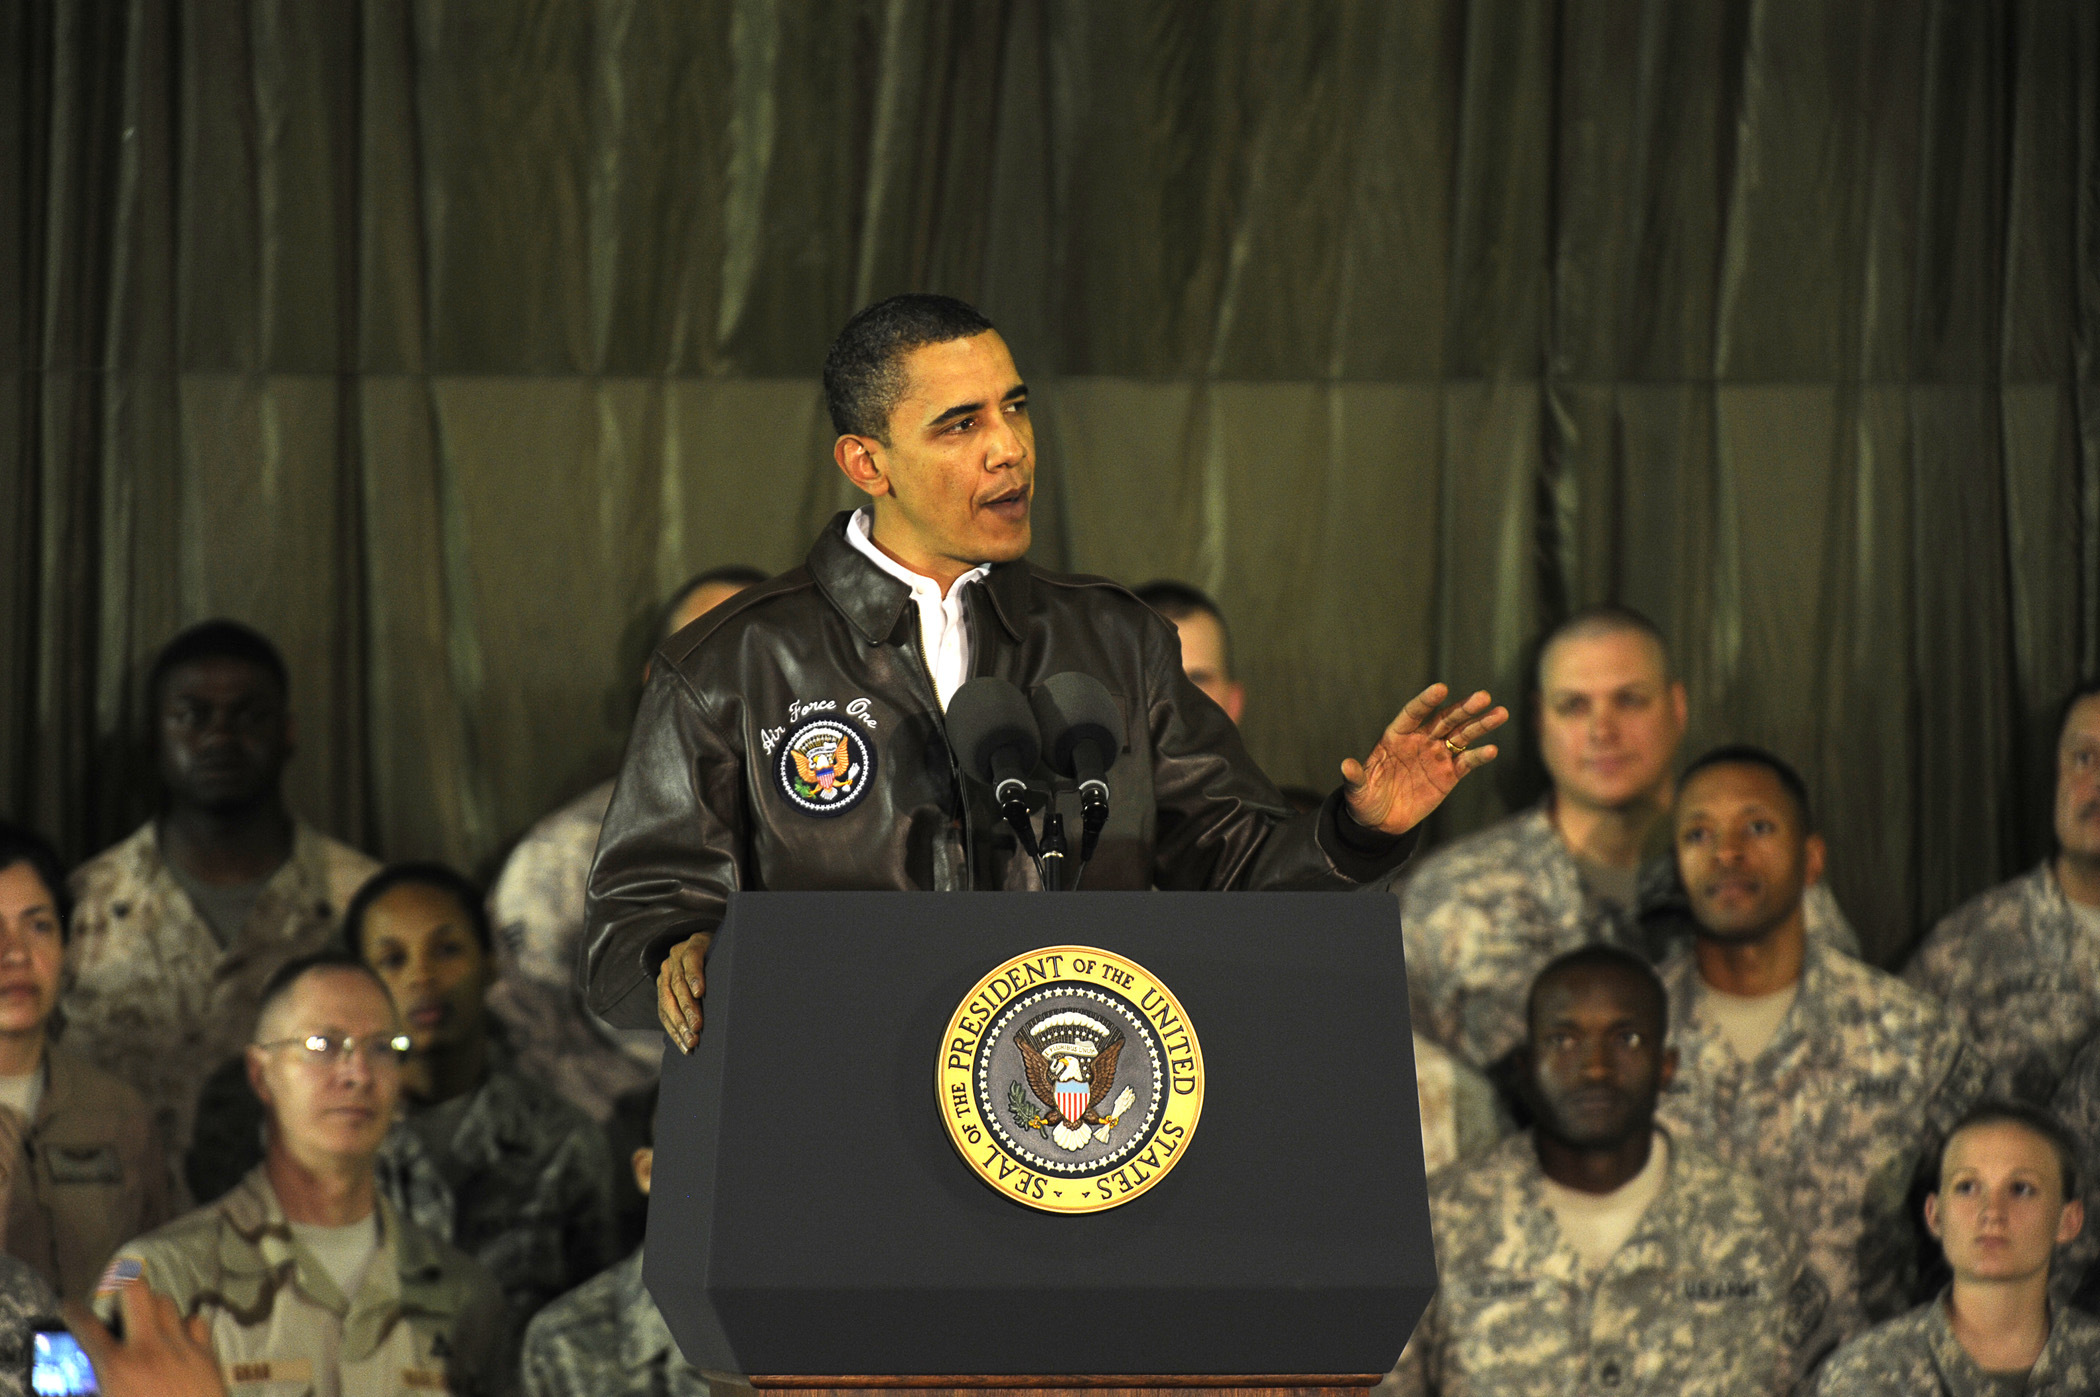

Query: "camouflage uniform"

xmin=63 ymin=819 xmax=377 ymax=1169
xmin=1402 ymin=803 xmax=1860 ymax=1071
xmin=488 ymin=782 xmax=661 ymax=1123
xmin=374 ymin=1068 xmax=620 ymax=1330
xmin=1812 ymin=1290 xmax=2100 ymax=1395
xmin=1387 ymin=1131 xmax=1825 ymax=1396
xmin=520 ymin=1248 xmax=707 ymax=1397
xmin=0 ymin=1254 xmax=61 ymax=1397
xmin=98 ymin=1164 xmax=512 ymax=1397
xmin=1412 ymin=1034 xmax=1507 ymax=1175
xmin=1905 ymin=862 xmax=2099 ymax=1103
xmin=2046 ymin=1030 xmax=2100 ymax=1310
xmin=1655 ymin=942 xmax=1988 ymax=1346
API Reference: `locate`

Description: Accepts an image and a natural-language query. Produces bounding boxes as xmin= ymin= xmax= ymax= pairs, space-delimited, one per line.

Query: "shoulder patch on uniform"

xmin=774 ymin=716 xmax=876 ymax=817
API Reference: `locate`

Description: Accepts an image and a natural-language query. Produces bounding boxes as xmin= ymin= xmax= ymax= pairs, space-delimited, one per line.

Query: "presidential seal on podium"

xmin=938 ymin=946 xmax=1204 ymax=1213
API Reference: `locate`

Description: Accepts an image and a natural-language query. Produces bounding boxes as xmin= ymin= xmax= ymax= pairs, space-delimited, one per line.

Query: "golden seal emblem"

xmin=938 ymin=945 xmax=1203 ymax=1214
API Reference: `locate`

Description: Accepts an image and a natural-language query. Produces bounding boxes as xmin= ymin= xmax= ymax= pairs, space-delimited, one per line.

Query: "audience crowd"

xmin=0 ymin=568 xmax=2093 ymax=1397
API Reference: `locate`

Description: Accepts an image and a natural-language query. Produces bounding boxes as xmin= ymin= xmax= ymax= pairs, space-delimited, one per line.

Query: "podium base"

xmin=713 ymin=1376 xmax=1383 ymax=1396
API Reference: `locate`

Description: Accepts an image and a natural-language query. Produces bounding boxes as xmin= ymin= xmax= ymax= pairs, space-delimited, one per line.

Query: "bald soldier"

xmin=98 ymin=953 xmax=511 ymax=1396
xmin=1402 ymin=605 xmax=1859 ymax=1075
xmin=1907 ymin=679 xmax=2100 ymax=1103
xmin=1655 ymin=746 xmax=1987 ymax=1346
xmin=487 ymin=566 xmax=765 ymax=1120
xmin=1389 ymin=945 xmax=1823 ymax=1396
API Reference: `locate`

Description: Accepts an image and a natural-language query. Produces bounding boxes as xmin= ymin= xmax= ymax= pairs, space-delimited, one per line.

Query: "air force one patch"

xmin=939 ymin=946 xmax=1203 ymax=1214
xmin=775 ymin=716 xmax=874 ymax=816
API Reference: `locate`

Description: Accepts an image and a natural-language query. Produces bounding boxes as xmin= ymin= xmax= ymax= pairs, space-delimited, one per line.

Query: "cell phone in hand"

xmin=30 ymin=1324 xmax=98 ymax=1396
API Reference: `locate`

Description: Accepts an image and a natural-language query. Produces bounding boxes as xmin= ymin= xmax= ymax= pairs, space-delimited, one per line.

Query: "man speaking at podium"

xmin=582 ymin=294 xmax=1507 ymax=1052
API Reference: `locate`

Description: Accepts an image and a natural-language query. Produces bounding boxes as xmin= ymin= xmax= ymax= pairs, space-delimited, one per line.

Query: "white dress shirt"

xmin=845 ymin=507 xmax=989 ymax=710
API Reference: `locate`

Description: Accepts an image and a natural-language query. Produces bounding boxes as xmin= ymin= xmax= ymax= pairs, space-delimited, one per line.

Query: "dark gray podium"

xmin=645 ymin=891 xmax=1434 ymax=1397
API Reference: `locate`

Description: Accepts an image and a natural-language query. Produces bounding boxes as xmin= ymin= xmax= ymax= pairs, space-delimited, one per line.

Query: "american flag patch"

xmin=94 ymin=1256 xmax=142 ymax=1296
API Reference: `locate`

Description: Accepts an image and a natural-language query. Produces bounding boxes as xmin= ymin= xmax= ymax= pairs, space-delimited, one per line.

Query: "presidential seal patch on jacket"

xmin=775 ymin=716 xmax=874 ymax=816
xmin=938 ymin=946 xmax=1203 ymax=1213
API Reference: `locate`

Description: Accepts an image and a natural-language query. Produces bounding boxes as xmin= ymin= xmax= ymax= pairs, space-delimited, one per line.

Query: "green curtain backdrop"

xmin=5 ymin=0 xmax=2097 ymax=967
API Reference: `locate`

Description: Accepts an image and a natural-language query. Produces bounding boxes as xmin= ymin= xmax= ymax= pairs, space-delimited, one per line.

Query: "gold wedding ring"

xmin=1444 ymin=736 xmax=1467 ymax=756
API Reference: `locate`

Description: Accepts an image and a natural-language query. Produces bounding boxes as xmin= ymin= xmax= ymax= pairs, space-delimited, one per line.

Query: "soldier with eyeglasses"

xmin=94 ymin=952 xmax=513 ymax=1396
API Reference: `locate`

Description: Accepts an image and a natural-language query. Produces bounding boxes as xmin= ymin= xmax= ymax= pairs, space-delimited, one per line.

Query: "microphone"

xmin=1031 ymin=672 xmax=1125 ymax=866
xmin=945 ymin=678 xmax=1047 ymax=872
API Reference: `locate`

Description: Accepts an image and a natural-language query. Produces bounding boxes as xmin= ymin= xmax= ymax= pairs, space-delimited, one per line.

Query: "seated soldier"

xmin=487 ymin=566 xmax=765 ymax=1122
xmin=1655 ymin=745 xmax=1987 ymax=1346
xmin=1389 ymin=945 xmax=1823 ymax=1396
xmin=2045 ymin=1020 xmax=2100 ymax=1309
xmin=64 ymin=621 xmax=378 ymax=1174
xmin=1909 ymin=679 xmax=2100 ymax=1102
xmin=96 ymin=953 xmax=510 ymax=1395
xmin=0 ymin=822 xmax=170 ymax=1302
xmin=1131 ymin=581 xmax=1246 ymax=724
xmin=1402 ymin=606 xmax=1859 ymax=1076
xmin=1412 ymin=1034 xmax=1506 ymax=1175
xmin=520 ymin=1083 xmax=704 ymax=1397
xmin=352 ymin=863 xmax=618 ymax=1329
xmin=1815 ymin=1102 xmax=2100 ymax=1394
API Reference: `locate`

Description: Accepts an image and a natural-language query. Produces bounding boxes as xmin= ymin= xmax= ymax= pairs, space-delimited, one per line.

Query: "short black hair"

xmin=2057 ymin=678 xmax=2100 ymax=748
xmin=822 ymin=294 xmax=997 ymax=441
xmin=1680 ymin=743 xmax=1814 ymax=832
xmin=0 ymin=819 xmax=70 ymax=938
xmin=148 ymin=620 xmax=289 ymax=709
xmin=1532 ymin=604 xmax=1671 ymax=693
xmin=341 ymin=863 xmax=492 ymax=957
xmin=253 ymin=950 xmax=393 ymax=1040
xmin=1938 ymin=1099 xmax=2080 ymax=1201
xmin=1132 ymin=580 xmax=1233 ymax=676
xmin=614 ymin=1081 xmax=661 ymax=1151
xmin=1526 ymin=943 xmax=1669 ymax=1041
xmin=656 ymin=565 xmax=768 ymax=645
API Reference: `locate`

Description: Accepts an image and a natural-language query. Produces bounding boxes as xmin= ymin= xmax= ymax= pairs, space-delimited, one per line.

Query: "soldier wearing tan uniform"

xmin=1401 ymin=606 xmax=1859 ymax=1076
xmin=1816 ymin=1102 xmax=2100 ymax=1395
xmin=1907 ymin=680 xmax=2100 ymax=1104
xmin=1655 ymin=746 xmax=1987 ymax=1347
xmin=488 ymin=568 xmax=764 ymax=1122
xmin=98 ymin=952 xmax=510 ymax=1397
xmin=1388 ymin=945 xmax=1824 ymax=1396
xmin=0 ymin=822 xmax=171 ymax=1303
xmin=63 ymin=622 xmax=377 ymax=1172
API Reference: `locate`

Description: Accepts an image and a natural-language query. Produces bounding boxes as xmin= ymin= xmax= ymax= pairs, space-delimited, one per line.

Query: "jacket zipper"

xmin=902 ymin=613 xmax=977 ymax=889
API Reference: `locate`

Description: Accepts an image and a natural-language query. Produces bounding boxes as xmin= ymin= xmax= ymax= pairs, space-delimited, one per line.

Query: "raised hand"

xmin=1340 ymin=683 xmax=1507 ymax=837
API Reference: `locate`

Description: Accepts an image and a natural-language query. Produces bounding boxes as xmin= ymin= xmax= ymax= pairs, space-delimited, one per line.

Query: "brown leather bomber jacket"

xmin=582 ymin=511 xmax=1414 ymax=1029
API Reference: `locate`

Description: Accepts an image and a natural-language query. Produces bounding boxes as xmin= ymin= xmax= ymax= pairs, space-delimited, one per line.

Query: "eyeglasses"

xmin=255 ymin=1033 xmax=414 ymax=1071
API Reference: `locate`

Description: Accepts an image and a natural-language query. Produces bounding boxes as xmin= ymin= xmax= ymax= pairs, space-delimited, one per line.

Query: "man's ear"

xmin=1222 ymin=682 xmax=1246 ymax=726
xmin=1803 ymin=832 xmax=1828 ymax=887
xmin=833 ymin=435 xmax=889 ymax=499
xmin=1658 ymin=1045 xmax=1678 ymax=1093
xmin=245 ymin=1045 xmax=273 ymax=1109
xmin=632 ymin=1146 xmax=654 ymax=1197
xmin=1667 ymin=681 xmax=1689 ymax=732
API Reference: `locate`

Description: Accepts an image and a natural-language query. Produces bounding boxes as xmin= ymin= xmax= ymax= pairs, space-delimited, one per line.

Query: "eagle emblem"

xmin=775 ymin=717 xmax=874 ymax=816
xmin=1011 ymin=1010 xmax=1139 ymax=1151
xmin=790 ymin=739 xmax=854 ymax=797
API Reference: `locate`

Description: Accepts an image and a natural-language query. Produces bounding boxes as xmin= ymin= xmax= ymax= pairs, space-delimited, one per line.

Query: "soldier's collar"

xmin=809 ymin=509 xmax=1027 ymax=649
